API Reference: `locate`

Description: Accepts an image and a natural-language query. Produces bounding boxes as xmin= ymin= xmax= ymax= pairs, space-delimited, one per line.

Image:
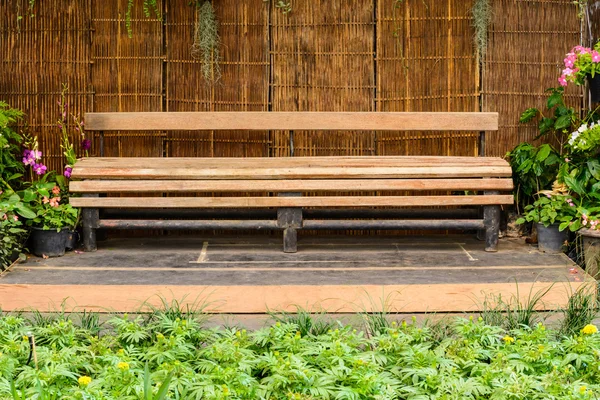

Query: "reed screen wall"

xmin=0 ymin=0 xmax=582 ymax=173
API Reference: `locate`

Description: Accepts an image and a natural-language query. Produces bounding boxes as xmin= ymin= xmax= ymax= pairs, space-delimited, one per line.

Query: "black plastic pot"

xmin=590 ymin=75 xmax=600 ymax=103
xmin=64 ymin=229 xmax=79 ymax=251
xmin=536 ymin=223 xmax=568 ymax=253
xmin=30 ymin=227 xmax=66 ymax=257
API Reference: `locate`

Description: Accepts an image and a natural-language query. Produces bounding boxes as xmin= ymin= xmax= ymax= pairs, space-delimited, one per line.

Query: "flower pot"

xmin=536 ymin=223 xmax=568 ymax=253
xmin=64 ymin=229 xmax=79 ymax=251
xmin=590 ymin=75 xmax=600 ymax=103
xmin=578 ymin=228 xmax=600 ymax=279
xmin=30 ymin=227 xmax=66 ymax=257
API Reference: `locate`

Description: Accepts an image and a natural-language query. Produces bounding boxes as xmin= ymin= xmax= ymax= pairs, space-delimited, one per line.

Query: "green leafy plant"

xmin=559 ymin=286 xmax=599 ymax=337
xmin=517 ymin=193 xmax=579 ymax=230
xmin=2 ymin=300 xmax=600 ymax=399
xmin=0 ymin=102 xmax=25 ymax=192
xmin=20 ymin=176 xmax=78 ymax=231
xmin=0 ymin=193 xmax=30 ymax=270
xmin=506 ymin=143 xmax=561 ymax=212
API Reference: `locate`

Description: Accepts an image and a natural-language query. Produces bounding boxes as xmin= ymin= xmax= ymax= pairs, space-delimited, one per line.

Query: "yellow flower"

xmin=117 ymin=362 xmax=129 ymax=371
xmin=503 ymin=335 xmax=515 ymax=344
xmin=582 ymin=324 xmax=598 ymax=335
xmin=579 ymin=386 xmax=587 ymax=395
xmin=78 ymin=376 xmax=92 ymax=386
xmin=22 ymin=336 xmax=29 ymax=342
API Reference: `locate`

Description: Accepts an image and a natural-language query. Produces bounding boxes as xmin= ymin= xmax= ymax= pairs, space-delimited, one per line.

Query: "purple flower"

xmin=81 ymin=139 xmax=92 ymax=151
xmin=30 ymin=150 xmax=42 ymax=160
xmin=64 ymin=167 xmax=73 ymax=178
xmin=33 ymin=163 xmax=47 ymax=175
xmin=23 ymin=156 xmax=35 ymax=166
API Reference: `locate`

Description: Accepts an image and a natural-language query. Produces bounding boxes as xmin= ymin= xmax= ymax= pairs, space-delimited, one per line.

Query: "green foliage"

xmin=269 ymin=308 xmax=336 ymax=337
xmin=19 ymin=175 xmax=78 ymax=231
xmin=517 ymin=194 xmax=579 ymax=230
xmin=191 ymin=1 xmax=221 ymax=83
xmin=0 ymin=193 xmax=29 ymax=270
xmin=0 ymin=102 xmax=25 ymax=192
xmin=506 ymin=143 xmax=560 ymax=212
xmin=263 ymin=0 xmax=292 ymax=15
xmin=480 ymin=283 xmax=553 ymax=331
xmin=125 ymin=0 xmax=162 ymax=38
xmin=2 ymin=299 xmax=600 ymax=399
xmin=559 ymin=286 xmax=599 ymax=337
xmin=518 ymin=87 xmax=577 ymax=142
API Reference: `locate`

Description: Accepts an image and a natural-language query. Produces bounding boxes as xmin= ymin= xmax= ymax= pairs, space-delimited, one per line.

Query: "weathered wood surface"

xmin=71 ymin=166 xmax=512 ymax=180
xmin=303 ymin=220 xmax=485 ymax=230
xmin=71 ymin=195 xmax=515 ymax=208
xmin=85 ymin=112 xmax=499 ymax=131
xmin=71 ymin=178 xmax=513 ymax=193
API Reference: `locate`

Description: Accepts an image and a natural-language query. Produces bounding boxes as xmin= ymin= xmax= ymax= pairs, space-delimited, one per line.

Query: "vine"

xmin=191 ymin=1 xmax=221 ymax=83
xmin=263 ymin=0 xmax=292 ymax=15
xmin=125 ymin=0 xmax=162 ymax=38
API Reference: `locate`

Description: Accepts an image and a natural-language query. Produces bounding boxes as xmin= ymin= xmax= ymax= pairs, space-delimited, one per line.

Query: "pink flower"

xmin=52 ymin=186 xmax=60 ymax=195
xmin=42 ymin=196 xmax=49 ymax=204
xmin=562 ymin=68 xmax=574 ymax=76
xmin=49 ymin=197 xmax=60 ymax=208
xmin=565 ymin=158 xmax=570 ymax=162
xmin=30 ymin=150 xmax=42 ymax=160
xmin=12 ymin=215 xmax=18 ymax=221
xmin=593 ymin=51 xmax=600 ymax=63
xmin=558 ymin=75 xmax=568 ymax=87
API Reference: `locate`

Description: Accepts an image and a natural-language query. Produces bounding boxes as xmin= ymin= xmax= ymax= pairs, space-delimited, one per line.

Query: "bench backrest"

xmin=85 ymin=112 xmax=498 ymax=132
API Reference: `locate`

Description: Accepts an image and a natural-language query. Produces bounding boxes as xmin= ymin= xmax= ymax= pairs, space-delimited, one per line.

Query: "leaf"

xmin=538 ymin=118 xmax=555 ymax=135
xmin=546 ymin=91 xmax=563 ymax=109
xmin=587 ymin=159 xmax=600 ymax=180
xmin=16 ymin=205 xmax=36 ymax=219
xmin=554 ymin=115 xmax=572 ymax=130
xmin=535 ymin=145 xmax=551 ymax=162
xmin=519 ymin=108 xmax=539 ymax=123
xmin=564 ymin=175 xmax=585 ymax=195
xmin=515 ymin=218 xmax=526 ymax=225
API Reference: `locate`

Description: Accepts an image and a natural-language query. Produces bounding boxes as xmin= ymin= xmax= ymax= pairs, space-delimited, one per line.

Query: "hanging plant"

xmin=472 ymin=0 xmax=492 ymax=62
xmin=263 ymin=0 xmax=292 ymax=15
xmin=191 ymin=1 xmax=222 ymax=83
xmin=125 ymin=0 xmax=162 ymax=38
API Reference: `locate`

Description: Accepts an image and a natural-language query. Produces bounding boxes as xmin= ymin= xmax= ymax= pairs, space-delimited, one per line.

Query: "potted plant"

xmin=19 ymin=135 xmax=78 ymax=257
xmin=559 ymin=42 xmax=600 ymax=102
xmin=56 ymin=84 xmax=88 ymax=251
xmin=517 ymin=190 xmax=578 ymax=252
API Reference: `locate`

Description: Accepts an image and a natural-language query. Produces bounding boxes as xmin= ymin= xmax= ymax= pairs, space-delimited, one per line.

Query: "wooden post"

xmin=483 ymin=191 xmax=500 ymax=252
xmin=277 ymin=193 xmax=302 ymax=253
xmin=82 ymin=193 xmax=99 ymax=252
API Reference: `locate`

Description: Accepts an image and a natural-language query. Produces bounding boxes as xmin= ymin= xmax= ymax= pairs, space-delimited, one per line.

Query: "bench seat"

xmin=70 ymin=155 xmax=513 ymax=253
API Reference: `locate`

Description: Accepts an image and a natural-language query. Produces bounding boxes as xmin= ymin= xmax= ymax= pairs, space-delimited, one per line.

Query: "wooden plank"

xmin=0 ymin=282 xmax=587 ymax=313
xmin=70 ymin=178 xmax=514 ymax=193
xmin=71 ymin=166 xmax=513 ymax=180
xmin=70 ymin=195 xmax=515 ymax=208
xmin=85 ymin=112 xmax=499 ymax=131
xmin=75 ymin=156 xmax=510 ymax=167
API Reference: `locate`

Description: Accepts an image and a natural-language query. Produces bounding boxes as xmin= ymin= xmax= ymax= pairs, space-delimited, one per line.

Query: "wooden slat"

xmin=71 ymin=166 xmax=512 ymax=180
xmin=85 ymin=112 xmax=499 ymax=131
xmin=0 ymin=282 xmax=585 ymax=313
xmin=76 ymin=155 xmax=509 ymax=164
xmin=74 ymin=156 xmax=510 ymax=168
xmin=70 ymin=195 xmax=515 ymax=208
xmin=70 ymin=178 xmax=513 ymax=193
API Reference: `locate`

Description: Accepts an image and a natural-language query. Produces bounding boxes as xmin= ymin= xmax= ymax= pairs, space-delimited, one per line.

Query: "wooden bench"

xmin=70 ymin=112 xmax=513 ymax=253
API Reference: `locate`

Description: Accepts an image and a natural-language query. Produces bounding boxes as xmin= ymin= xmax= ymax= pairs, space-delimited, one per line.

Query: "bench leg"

xmin=483 ymin=204 xmax=501 ymax=252
xmin=81 ymin=194 xmax=99 ymax=252
xmin=278 ymin=193 xmax=302 ymax=253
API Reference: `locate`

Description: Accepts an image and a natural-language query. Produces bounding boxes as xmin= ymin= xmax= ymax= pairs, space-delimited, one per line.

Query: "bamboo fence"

xmin=0 ymin=0 xmax=582 ymax=167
